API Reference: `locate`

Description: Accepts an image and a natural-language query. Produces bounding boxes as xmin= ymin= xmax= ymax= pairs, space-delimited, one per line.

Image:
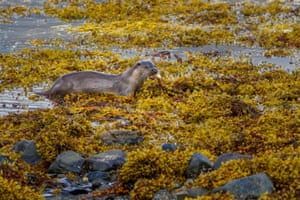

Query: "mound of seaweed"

xmin=0 ymin=0 xmax=299 ymax=199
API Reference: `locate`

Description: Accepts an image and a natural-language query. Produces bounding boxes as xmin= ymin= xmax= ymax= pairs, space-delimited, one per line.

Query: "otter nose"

xmin=151 ymin=68 xmax=158 ymax=73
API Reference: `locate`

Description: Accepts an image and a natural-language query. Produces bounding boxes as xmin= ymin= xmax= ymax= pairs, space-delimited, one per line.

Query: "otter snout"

xmin=151 ymin=68 xmax=158 ymax=74
xmin=149 ymin=67 xmax=161 ymax=79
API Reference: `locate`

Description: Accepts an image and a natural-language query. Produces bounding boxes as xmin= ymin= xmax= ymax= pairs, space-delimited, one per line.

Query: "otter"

xmin=36 ymin=60 xmax=160 ymax=98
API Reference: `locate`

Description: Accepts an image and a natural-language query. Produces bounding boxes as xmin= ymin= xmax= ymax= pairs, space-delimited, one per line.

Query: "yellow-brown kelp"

xmin=0 ymin=0 xmax=299 ymax=199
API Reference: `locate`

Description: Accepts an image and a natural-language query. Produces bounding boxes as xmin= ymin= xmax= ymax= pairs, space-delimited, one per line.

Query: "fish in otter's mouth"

xmin=149 ymin=68 xmax=161 ymax=79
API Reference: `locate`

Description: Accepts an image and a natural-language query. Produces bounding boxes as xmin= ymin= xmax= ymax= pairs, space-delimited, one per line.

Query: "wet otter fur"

xmin=36 ymin=60 xmax=159 ymax=98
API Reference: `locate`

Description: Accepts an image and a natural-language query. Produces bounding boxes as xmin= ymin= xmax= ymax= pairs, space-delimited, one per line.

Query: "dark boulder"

xmin=213 ymin=152 xmax=252 ymax=169
xmin=99 ymin=130 xmax=143 ymax=145
xmin=0 ymin=155 xmax=10 ymax=164
xmin=162 ymin=143 xmax=177 ymax=152
xmin=172 ymin=186 xmax=208 ymax=200
xmin=153 ymin=189 xmax=173 ymax=200
xmin=186 ymin=153 xmax=213 ymax=178
xmin=13 ymin=140 xmax=41 ymax=165
xmin=48 ymin=151 xmax=84 ymax=174
xmin=84 ymin=149 xmax=126 ymax=171
xmin=186 ymin=187 xmax=208 ymax=198
xmin=87 ymin=171 xmax=112 ymax=183
xmin=212 ymin=173 xmax=274 ymax=200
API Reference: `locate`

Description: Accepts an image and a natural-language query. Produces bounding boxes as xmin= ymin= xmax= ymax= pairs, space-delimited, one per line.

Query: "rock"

xmin=87 ymin=171 xmax=112 ymax=183
xmin=172 ymin=190 xmax=188 ymax=200
xmin=186 ymin=187 xmax=208 ymax=198
xmin=212 ymin=173 xmax=274 ymax=200
xmin=48 ymin=151 xmax=84 ymax=174
xmin=153 ymin=190 xmax=173 ymax=200
xmin=99 ymin=130 xmax=143 ymax=145
xmin=185 ymin=153 xmax=213 ymax=178
xmin=84 ymin=149 xmax=126 ymax=171
xmin=86 ymin=170 xmax=115 ymax=190
xmin=162 ymin=143 xmax=177 ymax=152
xmin=13 ymin=140 xmax=41 ymax=165
xmin=172 ymin=186 xmax=208 ymax=200
xmin=0 ymin=155 xmax=9 ymax=164
xmin=213 ymin=152 xmax=252 ymax=169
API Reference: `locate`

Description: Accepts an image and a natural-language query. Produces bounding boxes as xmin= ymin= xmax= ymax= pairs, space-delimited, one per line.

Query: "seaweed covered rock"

xmin=162 ymin=143 xmax=177 ymax=152
xmin=48 ymin=150 xmax=84 ymax=174
xmin=172 ymin=186 xmax=208 ymax=200
xmin=152 ymin=189 xmax=173 ymax=200
xmin=84 ymin=149 xmax=126 ymax=171
xmin=0 ymin=155 xmax=9 ymax=164
xmin=213 ymin=152 xmax=252 ymax=169
xmin=99 ymin=130 xmax=143 ymax=145
xmin=13 ymin=140 xmax=41 ymax=165
xmin=212 ymin=173 xmax=274 ymax=199
xmin=185 ymin=187 xmax=209 ymax=198
xmin=186 ymin=153 xmax=213 ymax=178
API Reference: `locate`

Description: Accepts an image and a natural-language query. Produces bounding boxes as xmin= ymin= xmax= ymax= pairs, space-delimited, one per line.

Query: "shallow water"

xmin=0 ymin=88 xmax=53 ymax=116
xmin=0 ymin=0 xmax=79 ymax=116
xmin=0 ymin=1 xmax=299 ymax=116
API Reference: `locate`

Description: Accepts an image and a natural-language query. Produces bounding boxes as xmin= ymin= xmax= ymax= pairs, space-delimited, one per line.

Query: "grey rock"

xmin=153 ymin=190 xmax=173 ymax=200
xmin=87 ymin=171 xmax=113 ymax=190
xmin=172 ymin=190 xmax=188 ymax=200
xmin=213 ymin=152 xmax=252 ymax=169
xmin=87 ymin=171 xmax=112 ymax=183
xmin=0 ymin=155 xmax=9 ymax=164
xmin=186 ymin=187 xmax=208 ymax=198
xmin=186 ymin=153 xmax=213 ymax=178
xmin=172 ymin=186 xmax=208 ymax=200
xmin=212 ymin=173 xmax=274 ymax=200
xmin=97 ymin=195 xmax=130 ymax=200
xmin=114 ymin=196 xmax=130 ymax=200
xmin=13 ymin=140 xmax=41 ymax=165
xmin=162 ymin=143 xmax=177 ymax=152
xmin=84 ymin=149 xmax=126 ymax=171
xmin=49 ymin=151 xmax=84 ymax=174
xmin=99 ymin=130 xmax=143 ymax=145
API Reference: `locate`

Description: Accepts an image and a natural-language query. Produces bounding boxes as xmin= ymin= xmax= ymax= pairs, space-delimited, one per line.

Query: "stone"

xmin=185 ymin=153 xmax=213 ymax=178
xmin=13 ymin=140 xmax=41 ymax=165
xmin=162 ymin=143 xmax=177 ymax=152
xmin=99 ymin=130 xmax=143 ymax=145
xmin=186 ymin=187 xmax=208 ymax=198
xmin=212 ymin=173 xmax=274 ymax=200
xmin=87 ymin=171 xmax=112 ymax=183
xmin=172 ymin=190 xmax=188 ymax=200
xmin=172 ymin=186 xmax=208 ymax=200
xmin=48 ymin=151 xmax=84 ymax=174
xmin=84 ymin=149 xmax=126 ymax=171
xmin=153 ymin=189 xmax=173 ymax=200
xmin=87 ymin=171 xmax=113 ymax=190
xmin=0 ymin=155 xmax=9 ymax=164
xmin=213 ymin=152 xmax=252 ymax=169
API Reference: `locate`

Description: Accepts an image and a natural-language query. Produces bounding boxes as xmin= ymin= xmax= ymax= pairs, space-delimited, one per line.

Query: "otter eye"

xmin=136 ymin=62 xmax=141 ymax=66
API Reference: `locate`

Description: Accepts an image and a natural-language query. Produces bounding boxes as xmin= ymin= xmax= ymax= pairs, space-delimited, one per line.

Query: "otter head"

xmin=120 ymin=60 xmax=160 ymax=95
xmin=133 ymin=60 xmax=160 ymax=80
